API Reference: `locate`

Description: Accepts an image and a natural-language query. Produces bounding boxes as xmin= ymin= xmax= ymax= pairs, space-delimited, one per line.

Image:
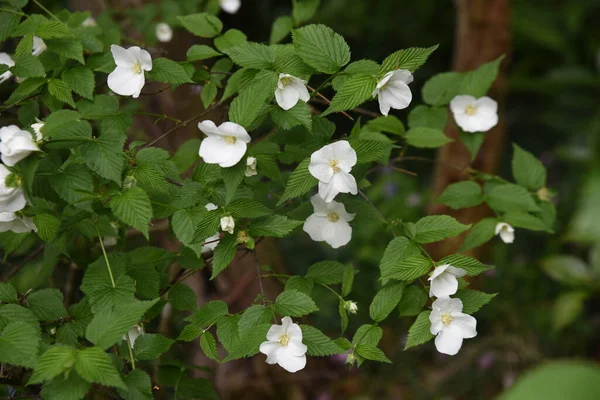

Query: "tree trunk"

xmin=427 ymin=0 xmax=511 ymax=260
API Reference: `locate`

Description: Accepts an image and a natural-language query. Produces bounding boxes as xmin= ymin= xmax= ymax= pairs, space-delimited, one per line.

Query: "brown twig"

xmin=307 ymin=85 xmax=354 ymax=121
xmin=2 ymin=246 xmax=44 ymax=282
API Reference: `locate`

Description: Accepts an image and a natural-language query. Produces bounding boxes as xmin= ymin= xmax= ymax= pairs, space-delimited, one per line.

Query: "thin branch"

xmin=96 ymin=225 xmax=116 ymax=288
xmin=140 ymin=85 xmax=171 ymax=96
xmin=2 ymin=246 xmax=44 ymax=282
xmin=135 ymin=111 xmax=181 ymax=124
xmin=307 ymin=85 xmax=354 ymax=121
xmin=253 ymin=250 xmax=265 ymax=303
xmin=358 ymin=189 xmax=396 ymax=237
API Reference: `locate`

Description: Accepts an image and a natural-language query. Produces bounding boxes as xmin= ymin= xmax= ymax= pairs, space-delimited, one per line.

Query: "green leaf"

xmin=226 ymin=198 xmax=273 ymax=218
xmin=292 ymin=24 xmax=350 ymax=74
xmin=217 ymin=314 xmax=240 ymax=352
xmin=249 ymin=215 xmax=303 ymax=238
xmin=270 ymin=16 xmax=294 ymax=44
xmin=75 ymin=346 xmax=126 ymax=389
xmin=224 ymin=42 xmax=275 ymax=69
xmin=0 ymin=282 xmax=18 ymax=303
xmin=85 ymin=299 xmax=159 ymax=349
xmin=504 ymin=211 xmax=549 ymax=231
xmin=200 ymin=331 xmax=219 ymax=362
xmin=276 ymin=158 xmax=317 ymax=205
xmin=33 ymin=213 xmax=61 ymax=242
xmin=436 ymin=181 xmax=483 ymax=209
xmin=47 ymin=78 xmax=75 ymax=107
xmin=41 ymin=372 xmax=90 ymax=400
xmin=274 ymin=290 xmax=318 ymax=317
xmin=0 ymin=321 xmax=40 ymax=369
xmin=379 ymin=237 xmax=421 ymax=281
xmin=485 ymin=183 xmax=540 ymax=213
xmin=350 ymin=139 xmax=393 ymax=163
xmin=306 ymin=260 xmax=346 ymax=285
xmin=271 ymin=102 xmax=312 ymax=130
xmin=222 ymin=323 xmax=271 ymax=361
xmin=200 ymin=81 xmax=218 ymax=108
xmin=369 ymin=282 xmax=404 ymax=322
xmin=178 ymin=13 xmax=223 ymax=38
xmin=214 ymin=29 xmax=247 ymax=52
xmin=110 ymin=187 xmax=153 ymax=239
xmin=352 ymin=324 xmax=383 ymax=346
xmin=512 ymin=144 xmax=546 ymax=190
xmin=301 ymin=324 xmax=345 ymax=356
xmin=28 ymin=345 xmax=77 ymax=384
xmin=237 ymin=305 xmax=272 ymax=334
xmin=185 ymin=300 xmax=229 ymax=327
xmin=380 ymin=45 xmax=438 ymax=74
xmin=285 ymin=276 xmax=314 ymax=295
xmin=26 ymin=288 xmax=68 ymax=321
xmin=398 ymin=285 xmax=428 ymax=317
xmin=540 ymin=255 xmax=594 ymax=287
xmin=341 ymin=264 xmax=355 ymax=297
xmin=186 ymin=44 xmax=221 ymax=61
xmin=134 ymin=333 xmax=174 ymax=360
xmin=177 ymin=324 xmax=203 ymax=342
xmin=210 ymin=234 xmax=238 ymax=279
xmin=61 ymin=67 xmax=94 ymax=100
xmin=229 ymin=70 xmax=278 ymax=129
xmin=364 ymin=115 xmax=405 ymax=136
xmin=119 ymin=370 xmax=153 ymax=400
xmin=293 ymin=0 xmax=320 ymax=24
xmin=80 ymin=130 xmax=125 ymax=184
xmin=323 ymin=75 xmax=377 ymax=115
xmin=13 ymin=53 xmax=45 ymax=78
xmin=459 ymin=217 xmax=498 ymax=252
xmin=405 ymin=127 xmax=453 ymax=148
xmin=46 ymin=38 xmax=84 ymax=63
xmin=438 ymin=254 xmax=493 ymax=276
xmin=413 ymin=215 xmax=470 ymax=244
xmin=6 ymin=77 xmax=46 ymax=104
xmin=147 ymin=58 xmax=193 ymax=84
xmin=36 ymin=21 xmax=71 ymax=39
xmin=408 ymin=105 xmax=448 ymax=131
xmin=0 ymin=12 xmax=21 ymax=41
xmin=168 ymin=283 xmax=197 ymax=311
xmin=80 ymin=254 xmax=136 ymax=313
xmin=455 ymin=289 xmax=496 ymax=314
xmin=355 ymin=344 xmax=391 ymax=363
xmin=404 ymin=311 xmax=434 ymax=349
xmin=552 ymin=291 xmax=588 ymax=331
xmin=382 ymin=255 xmax=432 ymax=282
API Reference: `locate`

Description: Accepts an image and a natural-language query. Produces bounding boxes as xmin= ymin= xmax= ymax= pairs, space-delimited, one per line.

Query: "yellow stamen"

xmin=132 ymin=62 xmax=143 ymax=74
xmin=464 ymin=105 xmax=477 ymax=116
xmin=327 ymin=212 xmax=340 ymax=222
xmin=279 ymin=334 xmax=290 ymax=347
xmin=441 ymin=313 xmax=453 ymax=326
xmin=224 ymin=136 xmax=237 ymax=144
xmin=280 ymin=76 xmax=293 ymax=86
xmin=329 ymin=160 xmax=340 ymax=173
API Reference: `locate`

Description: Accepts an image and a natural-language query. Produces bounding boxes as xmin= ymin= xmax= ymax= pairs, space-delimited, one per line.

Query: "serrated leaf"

xmin=110 ymin=187 xmax=152 ymax=239
xmin=301 ymin=324 xmax=345 ymax=356
xmin=292 ymin=24 xmax=350 ymax=74
xmin=237 ymin=305 xmax=272 ymax=333
xmin=352 ymin=324 xmax=383 ymax=346
xmin=512 ymin=144 xmax=546 ymax=190
xmin=306 ymin=260 xmax=346 ymax=285
xmin=222 ymin=323 xmax=270 ymax=361
xmin=455 ymin=289 xmax=497 ymax=314
xmin=178 ymin=13 xmax=223 ymax=38
xmin=485 ymin=183 xmax=541 ymax=213
xmin=134 ymin=334 xmax=174 ymax=360
xmin=47 ymin=78 xmax=75 ymax=107
xmin=210 ymin=234 xmax=238 ymax=279
xmin=0 ymin=282 xmax=18 ymax=303
xmin=229 ymin=70 xmax=278 ymax=128
xmin=405 ymin=127 xmax=453 ymax=148
xmin=350 ymin=139 xmax=393 ymax=163
xmin=293 ymin=0 xmax=320 ymax=24
xmin=369 ymin=282 xmax=404 ymax=322
xmin=217 ymin=314 xmax=240 ymax=352
xmin=405 ymin=311 xmax=434 ymax=349
xmin=436 ymin=181 xmax=483 ymax=209
xmin=459 ymin=217 xmax=498 ymax=252
xmin=36 ymin=21 xmax=71 ymax=39
xmin=276 ymin=158 xmax=317 ymax=205
xmin=382 ymin=255 xmax=432 ymax=282
xmin=355 ymin=344 xmax=391 ymax=363
xmin=28 ymin=345 xmax=77 ymax=384
xmin=41 ymin=371 xmax=90 ymax=400
xmin=398 ymin=285 xmax=428 ymax=317
xmin=185 ymin=300 xmax=228 ymax=327
xmin=224 ymin=42 xmax=275 ymax=69
xmin=274 ymin=290 xmax=318 ymax=317
xmin=186 ymin=44 xmax=221 ymax=61
xmin=200 ymin=331 xmax=219 ymax=362
xmin=379 ymin=237 xmax=421 ymax=280
xmin=363 ymin=115 xmax=405 ymax=136
xmin=413 ymin=215 xmax=470 ymax=244
xmin=80 ymin=130 xmax=125 ymax=184
xmin=381 ymin=45 xmax=438 ymax=74
xmin=61 ymin=67 xmax=94 ymax=100
xmin=438 ymin=254 xmax=493 ymax=276
xmin=341 ymin=264 xmax=355 ymax=297
xmin=75 ymin=346 xmax=126 ymax=389
xmin=214 ymin=29 xmax=247 ymax=52
xmin=33 ymin=213 xmax=60 ymax=242
xmin=323 ymin=74 xmax=377 ymax=115
xmin=46 ymin=38 xmax=84 ymax=63
xmin=0 ymin=321 xmax=40 ymax=368
xmin=26 ymin=288 xmax=68 ymax=321
xmin=270 ymin=16 xmax=294 ymax=44
xmin=504 ymin=211 xmax=549 ymax=231
xmin=248 ymin=215 xmax=303 ymax=237
xmin=271 ymin=102 xmax=312 ymax=130
xmin=119 ymin=370 xmax=153 ymax=400
xmin=226 ymin=198 xmax=273 ymax=218
xmin=13 ymin=53 xmax=45 ymax=78
xmin=408 ymin=105 xmax=448 ymax=131
xmin=147 ymin=58 xmax=193 ymax=85
xmin=201 ymin=81 xmax=218 ymax=108
xmin=285 ymin=276 xmax=314 ymax=295
xmin=168 ymin=283 xmax=197 ymax=311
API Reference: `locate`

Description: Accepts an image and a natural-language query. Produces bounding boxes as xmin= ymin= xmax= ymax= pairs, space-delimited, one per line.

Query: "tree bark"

xmin=427 ymin=0 xmax=511 ymax=260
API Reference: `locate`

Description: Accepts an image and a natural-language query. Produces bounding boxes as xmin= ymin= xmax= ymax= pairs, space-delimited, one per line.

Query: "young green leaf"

xmin=436 ymin=181 xmax=484 ymax=209
xmin=109 ymin=187 xmax=153 ymax=239
xmin=75 ymin=347 xmax=126 ymax=389
xmin=277 ymin=158 xmax=318 ymax=205
xmin=300 ymin=325 xmax=345 ymax=356
xmin=200 ymin=331 xmax=220 ymax=362
xmin=512 ymin=144 xmax=546 ymax=190
xmin=459 ymin=217 xmax=498 ymax=252
xmin=210 ymin=234 xmax=239 ymax=279
xmin=292 ymin=24 xmax=350 ymax=74
xmin=380 ymin=45 xmax=438 ymax=74
xmin=404 ymin=311 xmax=434 ymax=349
xmin=438 ymin=254 xmax=493 ymax=276
xmin=369 ymin=282 xmax=404 ymax=322
xmin=0 ymin=321 xmax=40 ymax=369
xmin=323 ymin=75 xmax=377 ymax=115
xmin=178 ymin=13 xmax=223 ymax=37
xmin=274 ymin=290 xmax=319 ymax=317
xmin=455 ymin=289 xmax=497 ymax=314
xmin=398 ymin=285 xmax=428 ymax=317
xmin=413 ymin=215 xmax=471 ymax=243
xmin=168 ymin=283 xmax=198 ymax=311
xmin=134 ymin=334 xmax=174 ymax=360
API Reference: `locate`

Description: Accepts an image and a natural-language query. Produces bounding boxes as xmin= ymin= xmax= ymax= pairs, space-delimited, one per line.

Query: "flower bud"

xmin=344 ymin=300 xmax=358 ymax=314
xmin=245 ymin=156 xmax=257 ymax=177
xmin=220 ymin=215 xmax=235 ymax=234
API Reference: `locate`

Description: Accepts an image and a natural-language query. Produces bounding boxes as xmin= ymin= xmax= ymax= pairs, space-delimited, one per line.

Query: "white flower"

xmin=31 ymin=122 xmax=44 ymax=142
xmin=122 ymin=325 xmax=143 ymax=347
xmin=372 ymin=69 xmax=413 ymax=116
xmin=202 ymin=203 xmax=220 ymax=253
xmin=0 ymin=125 xmax=41 ymax=166
xmin=155 ymin=22 xmax=173 ymax=43
xmin=495 ymin=222 xmax=514 ymax=244
xmin=0 ymin=53 xmax=15 ymax=84
xmin=309 ymin=141 xmax=358 ymax=203
xmin=198 ymin=120 xmax=250 ymax=168
xmin=220 ymin=215 xmax=235 ymax=234
xmin=303 ymin=194 xmax=354 ymax=248
xmin=0 ymin=212 xmax=36 ymax=233
xmin=81 ymin=17 xmax=97 ymax=27
xmin=32 ymin=36 xmax=47 ymax=57
xmin=428 ymin=264 xmax=467 ymax=298
xmin=0 ymin=165 xmax=25 ymax=213
xmin=429 ymin=297 xmax=477 ymax=356
xmin=450 ymin=95 xmax=498 ymax=133
xmin=220 ymin=0 xmax=241 ymax=14
xmin=344 ymin=300 xmax=358 ymax=314
xmin=275 ymin=73 xmax=310 ymax=110
xmin=245 ymin=156 xmax=257 ymax=177
xmin=107 ymin=45 xmax=152 ymax=98
xmin=259 ymin=316 xmax=307 ymax=373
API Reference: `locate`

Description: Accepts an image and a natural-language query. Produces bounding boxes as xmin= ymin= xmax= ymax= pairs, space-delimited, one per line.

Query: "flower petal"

xmin=288 ymin=339 xmax=308 ymax=357
xmin=218 ymin=122 xmax=251 ymax=142
xmin=318 ymin=180 xmax=339 ymax=203
xmin=322 ymin=219 xmax=352 ymax=249
xmin=259 ymin=341 xmax=280 ymax=364
xmin=198 ymin=120 xmax=221 ymax=137
xmin=107 ymin=66 xmax=145 ymax=97
xmin=303 ymin=214 xmax=327 ymax=242
xmin=429 ymin=271 xmax=459 ymax=298
xmin=377 ymin=92 xmax=391 ymax=116
xmin=450 ymin=95 xmax=476 ymax=114
xmin=451 ymin=313 xmax=477 ymax=338
xmin=332 ymin=172 xmax=357 ymax=196
xmin=266 ymin=324 xmax=286 ymax=342
xmin=331 ymin=141 xmax=357 ymax=171
xmin=220 ymin=0 xmax=241 ymax=14
xmin=434 ymin=324 xmax=464 ymax=355
xmin=110 ymin=45 xmax=137 ymax=68
xmin=276 ymin=348 xmax=306 ymax=373
xmin=389 ymin=69 xmax=414 ymax=84
xmin=310 ymin=194 xmax=329 ymax=216
xmin=275 ymin=85 xmax=300 ymax=110
xmin=128 ymin=46 xmax=153 ymax=71
xmin=217 ymin=141 xmax=247 ymax=168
